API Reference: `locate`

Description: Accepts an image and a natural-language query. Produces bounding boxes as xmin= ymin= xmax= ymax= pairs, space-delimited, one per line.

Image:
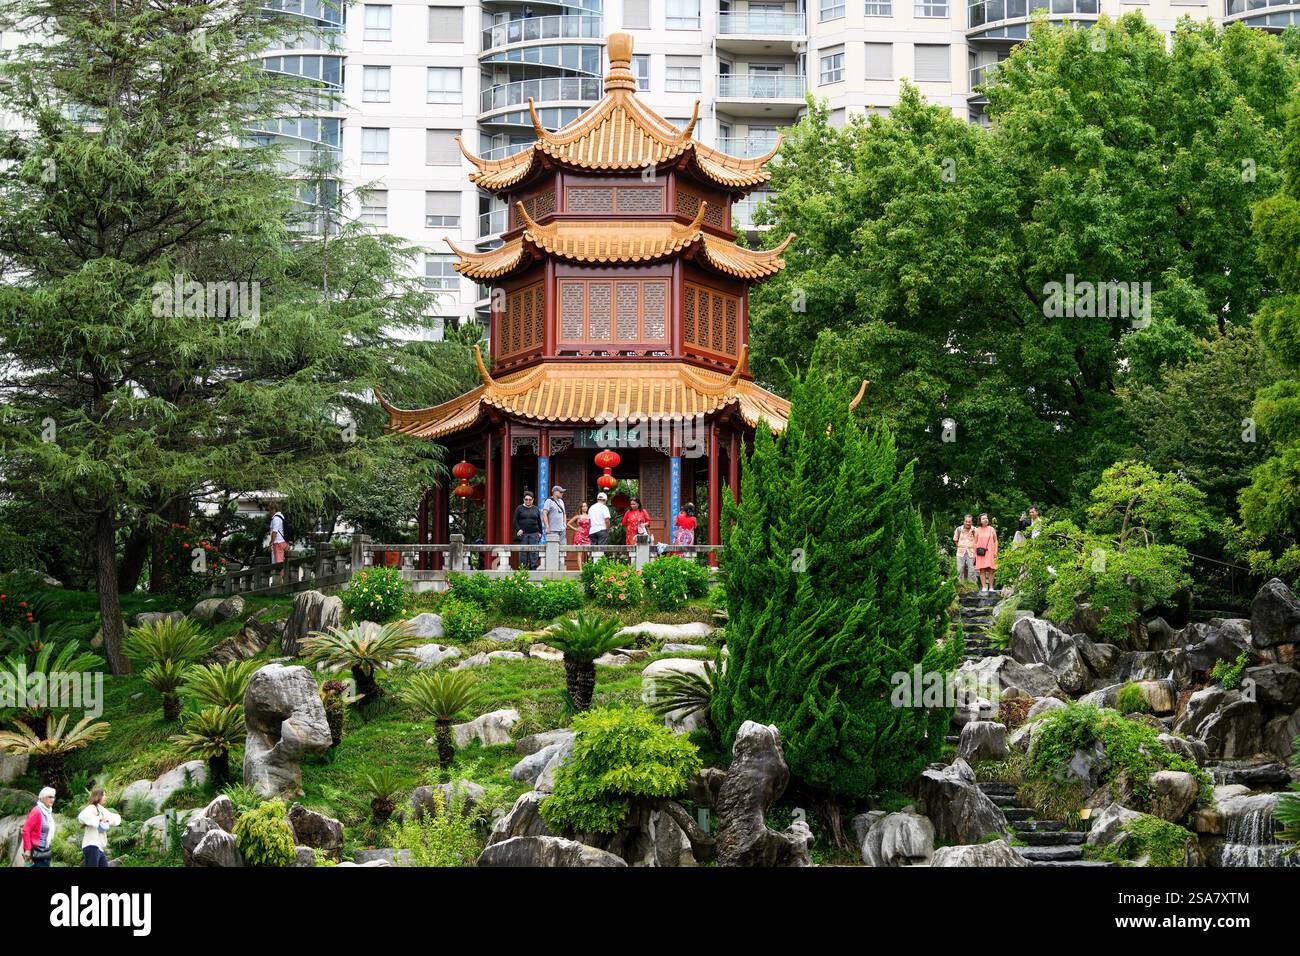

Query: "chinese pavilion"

xmin=377 ymin=32 xmax=793 ymax=567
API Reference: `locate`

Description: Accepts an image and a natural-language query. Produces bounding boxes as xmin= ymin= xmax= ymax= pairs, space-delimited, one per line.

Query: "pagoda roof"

xmin=458 ymin=34 xmax=780 ymax=195
xmin=447 ymin=202 xmax=794 ymax=281
xmin=376 ymin=346 xmax=790 ymax=440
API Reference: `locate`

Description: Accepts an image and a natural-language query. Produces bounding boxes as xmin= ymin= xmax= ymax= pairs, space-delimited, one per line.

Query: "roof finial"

xmin=605 ymin=33 xmax=637 ymax=93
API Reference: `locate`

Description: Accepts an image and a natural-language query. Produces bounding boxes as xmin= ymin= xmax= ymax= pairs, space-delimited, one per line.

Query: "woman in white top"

xmin=77 ymin=787 xmax=121 ymax=867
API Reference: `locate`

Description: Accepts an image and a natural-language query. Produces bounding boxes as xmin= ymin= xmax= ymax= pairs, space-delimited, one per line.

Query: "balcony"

xmin=259 ymin=0 xmax=344 ymax=29
xmin=716 ymin=136 xmax=781 ymax=159
xmin=967 ymin=61 xmax=1002 ymax=99
xmin=480 ymin=141 xmax=536 ymax=161
xmin=482 ymin=15 xmax=602 ymax=54
xmin=479 ymin=75 xmax=602 ymax=118
xmin=716 ymin=12 xmax=806 ymax=54
xmin=1224 ymin=0 xmax=1300 ymax=29
xmin=732 ymin=191 xmax=775 ymax=231
xmin=479 ymin=208 xmax=508 ymax=238
xmin=967 ymin=0 xmax=1098 ymax=41
xmin=716 ymin=73 xmax=806 ymax=118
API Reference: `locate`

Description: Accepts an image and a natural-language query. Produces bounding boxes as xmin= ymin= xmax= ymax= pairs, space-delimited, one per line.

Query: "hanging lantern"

xmin=470 ymin=482 xmax=486 ymax=502
xmin=597 ymin=472 xmax=617 ymax=491
xmin=453 ymin=480 xmax=474 ymax=499
xmin=594 ymin=449 xmax=621 ymax=471
xmin=452 ymin=459 xmax=478 ymax=482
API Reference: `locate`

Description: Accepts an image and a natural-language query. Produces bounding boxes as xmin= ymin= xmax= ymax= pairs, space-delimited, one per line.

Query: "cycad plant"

xmin=399 ymin=671 xmax=482 ymax=770
xmin=0 ymin=638 xmax=106 ymax=724
xmin=361 ymin=767 xmax=403 ymax=825
xmin=302 ymin=620 xmax=423 ymax=702
xmin=123 ymin=618 xmax=214 ymax=720
xmin=181 ymin=659 xmax=261 ymax=709
xmin=319 ymin=679 xmax=362 ymax=747
xmin=645 ymin=657 xmax=722 ymax=746
xmin=170 ymin=705 xmax=246 ymax=786
xmin=0 ymin=714 xmax=111 ymax=794
xmin=545 ymin=612 xmax=625 ymax=711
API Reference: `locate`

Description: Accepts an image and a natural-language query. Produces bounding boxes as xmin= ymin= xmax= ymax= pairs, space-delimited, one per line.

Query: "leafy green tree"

xmin=712 ymin=354 xmax=958 ymax=830
xmin=0 ymin=0 xmax=443 ymax=672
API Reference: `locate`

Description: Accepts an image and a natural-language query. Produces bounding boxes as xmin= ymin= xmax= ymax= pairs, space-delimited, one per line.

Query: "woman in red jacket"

xmin=23 ymin=787 xmax=57 ymax=867
xmin=622 ymin=497 xmax=651 ymax=547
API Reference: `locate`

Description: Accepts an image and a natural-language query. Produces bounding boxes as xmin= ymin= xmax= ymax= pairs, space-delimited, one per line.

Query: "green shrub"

xmin=533 ymin=580 xmax=586 ymax=620
xmin=233 ymin=800 xmax=298 ymax=867
xmin=1210 ymin=651 xmax=1249 ymax=690
xmin=581 ymin=555 xmax=621 ymax=597
xmin=640 ymin=555 xmax=708 ymax=610
xmin=383 ymin=787 xmax=480 ymax=866
xmin=589 ymin=562 xmax=643 ymax=608
xmin=439 ymin=597 xmax=486 ymax=643
xmin=1115 ymin=683 xmax=1151 ymax=715
xmin=990 ymin=596 xmax=1020 ymax=649
xmin=220 ymin=783 xmax=263 ymax=815
xmin=341 ymin=566 xmax=408 ymax=623
xmin=445 ymin=571 xmax=496 ymax=609
xmin=541 ymin=706 xmax=701 ymax=834
xmin=495 ymin=569 xmax=536 ymax=617
xmin=1086 ymin=814 xmax=1196 ymax=867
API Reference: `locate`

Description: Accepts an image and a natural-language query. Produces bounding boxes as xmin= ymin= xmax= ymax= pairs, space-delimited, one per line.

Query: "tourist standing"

xmin=513 ymin=491 xmax=543 ymax=570
xmin=1028 ymin=506 xmax=1042 ymax=538
xmin=541 ymin=484 xmax=567 ymax=569
xmin=588 ymin=492 xmax=611 ymax=559
xmin=269 ymin=506 xmax=288 ymax=565
xmin=974 ymin=513 xmax=999 ymax=593
xmin=22 ymin=787 xmax=57 ymax=867
xmin=622 ymin=497 xmax=651 ymax=547
xmin=568 ymin=502 xmax=592 ymax=567
xmin=953 ymin=514 xmax=977 ymax=584
xmin=77 ymin=787 xmax=121 ymax=867
xmin=672 ymin=502 xmax=697 ymax=555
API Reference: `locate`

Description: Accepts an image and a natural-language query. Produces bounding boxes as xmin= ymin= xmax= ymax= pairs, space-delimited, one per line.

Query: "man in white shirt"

xmin=269 ymin=508 xmax=287 ymax=565
xmin=588 ymin=492 xmax=611 ymax=555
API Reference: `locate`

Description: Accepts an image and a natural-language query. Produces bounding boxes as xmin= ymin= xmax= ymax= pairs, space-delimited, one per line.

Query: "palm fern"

xmin=545 ymin=612 xmax=626 ymax=710
xmin=1279 ymin=735 xmax=1300 ymax=856
xmin=302 ymin=620 xmax=423 ymax=701
xmin=320 ymin=679 xmax=362 ymax=747
xmin=181 ymin=659 xmax=261 ymax=709
xmin=140 ymin=660 xmax=195 ymax=721
xmin=360 ymin=767 xmax=403 ymax=824
xmin=0 ymin=714 xmax=111 ymax=794
xmin=0 ymin=638 xmax=106 ymax=724
xmin=124 ymin=618 xmax=215 ymax=721
xmin=645 ymin=657 xmax=722 ymax=745
xmin=170 ymin=705 xmax=246 ymax=786
xmin=399 ymin=671 xmax=483 ymax=770
xmin=0 ymin=619 xmax=76 ymax=657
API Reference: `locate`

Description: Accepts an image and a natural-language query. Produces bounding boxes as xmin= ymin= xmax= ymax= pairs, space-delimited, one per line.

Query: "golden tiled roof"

xmin=447 ymin=202 xmax=794 ymax=281
xmin=376 ymin=346 xmax=790 ymax=440
xmin=460 ymin=34 xmax=779 ymax=193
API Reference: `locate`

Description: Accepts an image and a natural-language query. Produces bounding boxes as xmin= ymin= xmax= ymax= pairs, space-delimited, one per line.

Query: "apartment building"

xmin=1 ymin=0 xmax=1270 ymax=332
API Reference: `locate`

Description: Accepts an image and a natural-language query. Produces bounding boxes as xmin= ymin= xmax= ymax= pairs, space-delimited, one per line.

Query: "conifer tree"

xmin=713 ymin=345 xmax=958 ymax=829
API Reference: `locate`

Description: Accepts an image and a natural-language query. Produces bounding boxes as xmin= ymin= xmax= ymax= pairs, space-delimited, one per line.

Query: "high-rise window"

xmin=425 ymin=192 xmax=461 ymax=228
xmin=427 ymin=6 xmax=462 ymax=42
xmin=666 ymin=56 xmax=701 ymax=92
xmin=865 ymin=42 xmax=893 ymax=80
xmin=821 ymin=0 xmax=846 ymax=20
xmin=633 ymin=54 xmax=650 ymax=91
xmin=427 ymin=67 xmax=462 ymax=104
xmin=427 ymin=129 xmax=460 ymax=165
xmin=666 ymin=0 xmax=701 ymax=29
xmin=361 ymin=127 xmax=389 ymax=164
xmin=819 ymin=48 xmax=845 ymax=84
xmin=914 ymin=44 xmax=951 ymax=82
xmin=865 ymin=0 xmax=892 ymax=13
xmin=362 ymin=66 xmax=390 ymax=102
xmin=360 ymin=190 xmax=388 ymax=226
xmin=424 ymin=254 xmax=458 ymax=290
xmin=624 ymin=0 xmax=651 ymax=29
xmin=363 ymin=5 xmax=392 ymax=41
xmin=915 ymin=0 xmax=949 ymax=15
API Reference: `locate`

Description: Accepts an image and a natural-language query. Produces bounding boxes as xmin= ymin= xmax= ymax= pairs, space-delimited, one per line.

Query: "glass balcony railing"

xmin=968 ymin=62 xmax=1002 ymax=88
xmin=717 ymin=12 xmax=806 ymax=35
xmin=717 ymin=74 xmax=806 ymax=99
xmin=1225 ymin=0 xmax=1300 ymax=14
xmin=259 ymin=0 xmax=344 ymax=29
xmin=716 ymin=136 xmax=781 ymax=158
xmin=968 ymin=0 xmax=1097 ymax=29
xmin=480 ymin=76 xmax=602 ymax=114
xmin=480 ymin=141 xmax=537 ymax=160
xmin=482 ymin=15 xmax=603 ymax=52
xmin=732 ymin=192 xmax=776 ymax=230
xmin=479 ymin=209 xmax=509 ymax=236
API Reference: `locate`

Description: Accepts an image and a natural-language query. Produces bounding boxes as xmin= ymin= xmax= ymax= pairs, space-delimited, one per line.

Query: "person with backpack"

xmin=541 ymin=485 xmax=567 ymax=569
xmin=268 ymin=504 xmax=289 ymax=565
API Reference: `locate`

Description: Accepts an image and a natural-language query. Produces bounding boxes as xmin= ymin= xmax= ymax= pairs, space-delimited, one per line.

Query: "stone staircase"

xmin=976 ymin=781 xmax=1114 ymax=867
xmin=953 ymin=591 xmax=1001 ymax=663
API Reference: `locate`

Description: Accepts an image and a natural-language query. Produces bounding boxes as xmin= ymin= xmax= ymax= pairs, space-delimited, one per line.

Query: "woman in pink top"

xmin=973 ymin=513 xmax=999 ymax=594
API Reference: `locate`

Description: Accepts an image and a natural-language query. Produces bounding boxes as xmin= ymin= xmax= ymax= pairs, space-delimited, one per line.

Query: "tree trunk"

xmin=815 ymin=796 xmax=847 ymax=850
xmin=353 ymin=665 xmax=381 ymax=702
xmin=208 ymin=750 xmax=230 ymax=787
xmin=435 ymin=719 xmax=454 ymax=771
xmin=162 ymin=694 xmax=182 ymax=722
xmin=94 ymin=509 xmax=131 ymax=675
xmin=117 ymin=524 xmax=151 ymax=594
xmin=565 ymin=659 xmax=596 ymax=710
xmin=35 ymin=752 xmax=67 ymax=797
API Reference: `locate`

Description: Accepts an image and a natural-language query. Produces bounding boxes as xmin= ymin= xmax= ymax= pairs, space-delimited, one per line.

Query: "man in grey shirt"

xmin=541 ymin=485 xmax=567 ymax=568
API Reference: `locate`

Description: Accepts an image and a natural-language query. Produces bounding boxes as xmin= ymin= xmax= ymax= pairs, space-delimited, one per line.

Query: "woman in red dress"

xmin=672 ymin=502 xmax=697 ymax=555
xmin=567 ymin=501 xmax=592 ymax=567
xmin=622 ymin=497 xmax=651 ymax=547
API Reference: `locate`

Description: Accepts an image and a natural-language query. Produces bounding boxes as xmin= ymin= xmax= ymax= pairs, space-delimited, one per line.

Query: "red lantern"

xmin=594 ymin=449 xmax=621 ymax=471
xmin=597 ymin=472 xmax=617 ymax=491
xmin=453 ymin=480 xmax=474 ymax=499
xmin=611 ymin=492 xmax=631 ymax=512
xmin=470 ymin=483 xmax=486 ymax=502
xmin=452 ymin=460 xmax=478 ymax=482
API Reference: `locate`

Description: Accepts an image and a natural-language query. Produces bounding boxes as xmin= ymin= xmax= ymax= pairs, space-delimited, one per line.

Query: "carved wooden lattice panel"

xmin=683 ymin=282 xmax=739 ymax=357
xmin=615 ymin=186 xmax=663 ymax=213
xmin=523 ymin=189 xmax=556 ymax=222
xmin=643 ymin=281 xmax=667 ymax=341
xmin=616 ymin=282 xmax=640 ymax=341
xmin=568 ymin=187 xmax=614 ymax=213
xmin=710 ymin=293 xmax=725 ymax=353
xmin=683 ymin=285 xmax=697 ymax=346
xmin=640 ymin=455 xmax=669 ymax=541
xmin=676 ymin=186 xmax=726 ymax=228
xmin=724 ymin=296 xmax=739 ymax=356
xmin=587 ymin=282 xmax=612 ymax=340
xmin=525 ymin=284 xmax=544 ymax=351
xmin=560 ymin=281 xmax=585 ymax=340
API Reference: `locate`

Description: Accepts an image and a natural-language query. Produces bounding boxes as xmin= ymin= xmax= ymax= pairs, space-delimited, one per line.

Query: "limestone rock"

xmin=282 ymin=590 xmax=343 ymax=658
xmin=930 ymin=840 xmax=1030 ymax=867
xmin=353 ymin=848 xmax=412 ymax=866
xmin=515 ymin=728 xmax=574 ymax=756
xmin=191 ymin=828 xmax=244 ymax=867
xmin=714 ymin=721 xmax=813 ymax=867
xmin=411 ymin=643 xmax=461 ymax=668
xmin=483 ymin=626 xmax=525 ymax=643
xmin=958 ymin=721 xmax=1010 ymax=762
xmin=1243 ymin=664 xmax=1300 ymax=710
xmin=242 ymin=663 xmax=333 ymax=799
xmin=134 ymin=610 xmax=186 ymax=628
xmin=407 ymin=781 xmax=486 ymax=821
xmin=487 ymin=791 xmax=552 ymax=846
xmin=917 ymin=758 xmax=1009 ymax=844
xmin=122 ymin=760 xmax=209 ymax=810
xmin=661 ymin=643 xmax=708 ymax=653
xmin=454 ymin=652 xmax=491 ymax=670
xmin=1026 ymin=697 xmax=1066 ymax=721
xmin=287 ymin=803 xmax=345 ymax=860
xmin=1086 ymin=802 xmax=1143 ymax=847
xmin=293 ymin=847 xmax=316 ymax=867
xmin=642 ymin=657 xmax=710 ymax=681
xmin=0 ymin=755 xmax=28 ymax=786
xmin=527 ymin=643 xmax=565 ymax=662
xmin=511 ymin=742 xmax=567 ymax=786
xmin=1147 ymin=771 xmax=1199 ymax=823
xmin=1251 ymin=578 xmax=1300 ymax=648
xmin=478 ymin=835 xmax=627 ymax=867
xmin=1157 ymin=733 xmax=1209 ymax=767
xmin=406 ymin=612 xmax=444 ymax=639
xmin=615 ymin=621 xmax=713 ymax=642
xmin=1263 ymin=709 xmax=1300 ymax=761
xmin=956 ymin=655 xmax=1065 ymax=701
xmin=192 ymin=594 xmax=244 ymax=624
xmin=487 ymin=650 xmax=526 ymax=661
xmin=452 ymin=708 xmax=520 ymax=748
xmin=594 ymin=652 xmax=633 ymax=666
xmin=859 ymin=811 xmax=935 ymax=867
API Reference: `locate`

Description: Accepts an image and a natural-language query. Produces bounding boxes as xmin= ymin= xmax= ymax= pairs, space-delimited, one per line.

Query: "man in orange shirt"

xmin=953 ymin=514 xmax=976 ymax=584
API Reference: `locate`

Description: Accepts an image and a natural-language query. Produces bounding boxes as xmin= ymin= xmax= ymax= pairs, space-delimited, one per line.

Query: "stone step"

xmin=977 ymin=782 xmax=1017 ymax=795
xmin=1031 ymin=860 xmax=1116 ymax=868
xmin=944 ymin=735 xmax=960 ymax=745
xmin=1013 ymin=820 xmax=1065 ymax=832
xmin=989 ymin=794 xmax=1022 ymax=808
xmin=1003 ymin=808 xmax=1035 ymax=823
xmin=1016 ymin=830 xmax=1087 ymax=847
xmin=1014 ymin=845 xmax=1084 ymax=862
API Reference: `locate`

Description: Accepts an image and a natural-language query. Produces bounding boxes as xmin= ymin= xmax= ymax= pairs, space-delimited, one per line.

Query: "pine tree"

xmin=713 ymin=346 xmax=958 ymax=822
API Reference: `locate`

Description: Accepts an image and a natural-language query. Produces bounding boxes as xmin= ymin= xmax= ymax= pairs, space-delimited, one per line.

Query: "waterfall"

xmin=1218 ymin=794 xmax=1298 ymax=868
